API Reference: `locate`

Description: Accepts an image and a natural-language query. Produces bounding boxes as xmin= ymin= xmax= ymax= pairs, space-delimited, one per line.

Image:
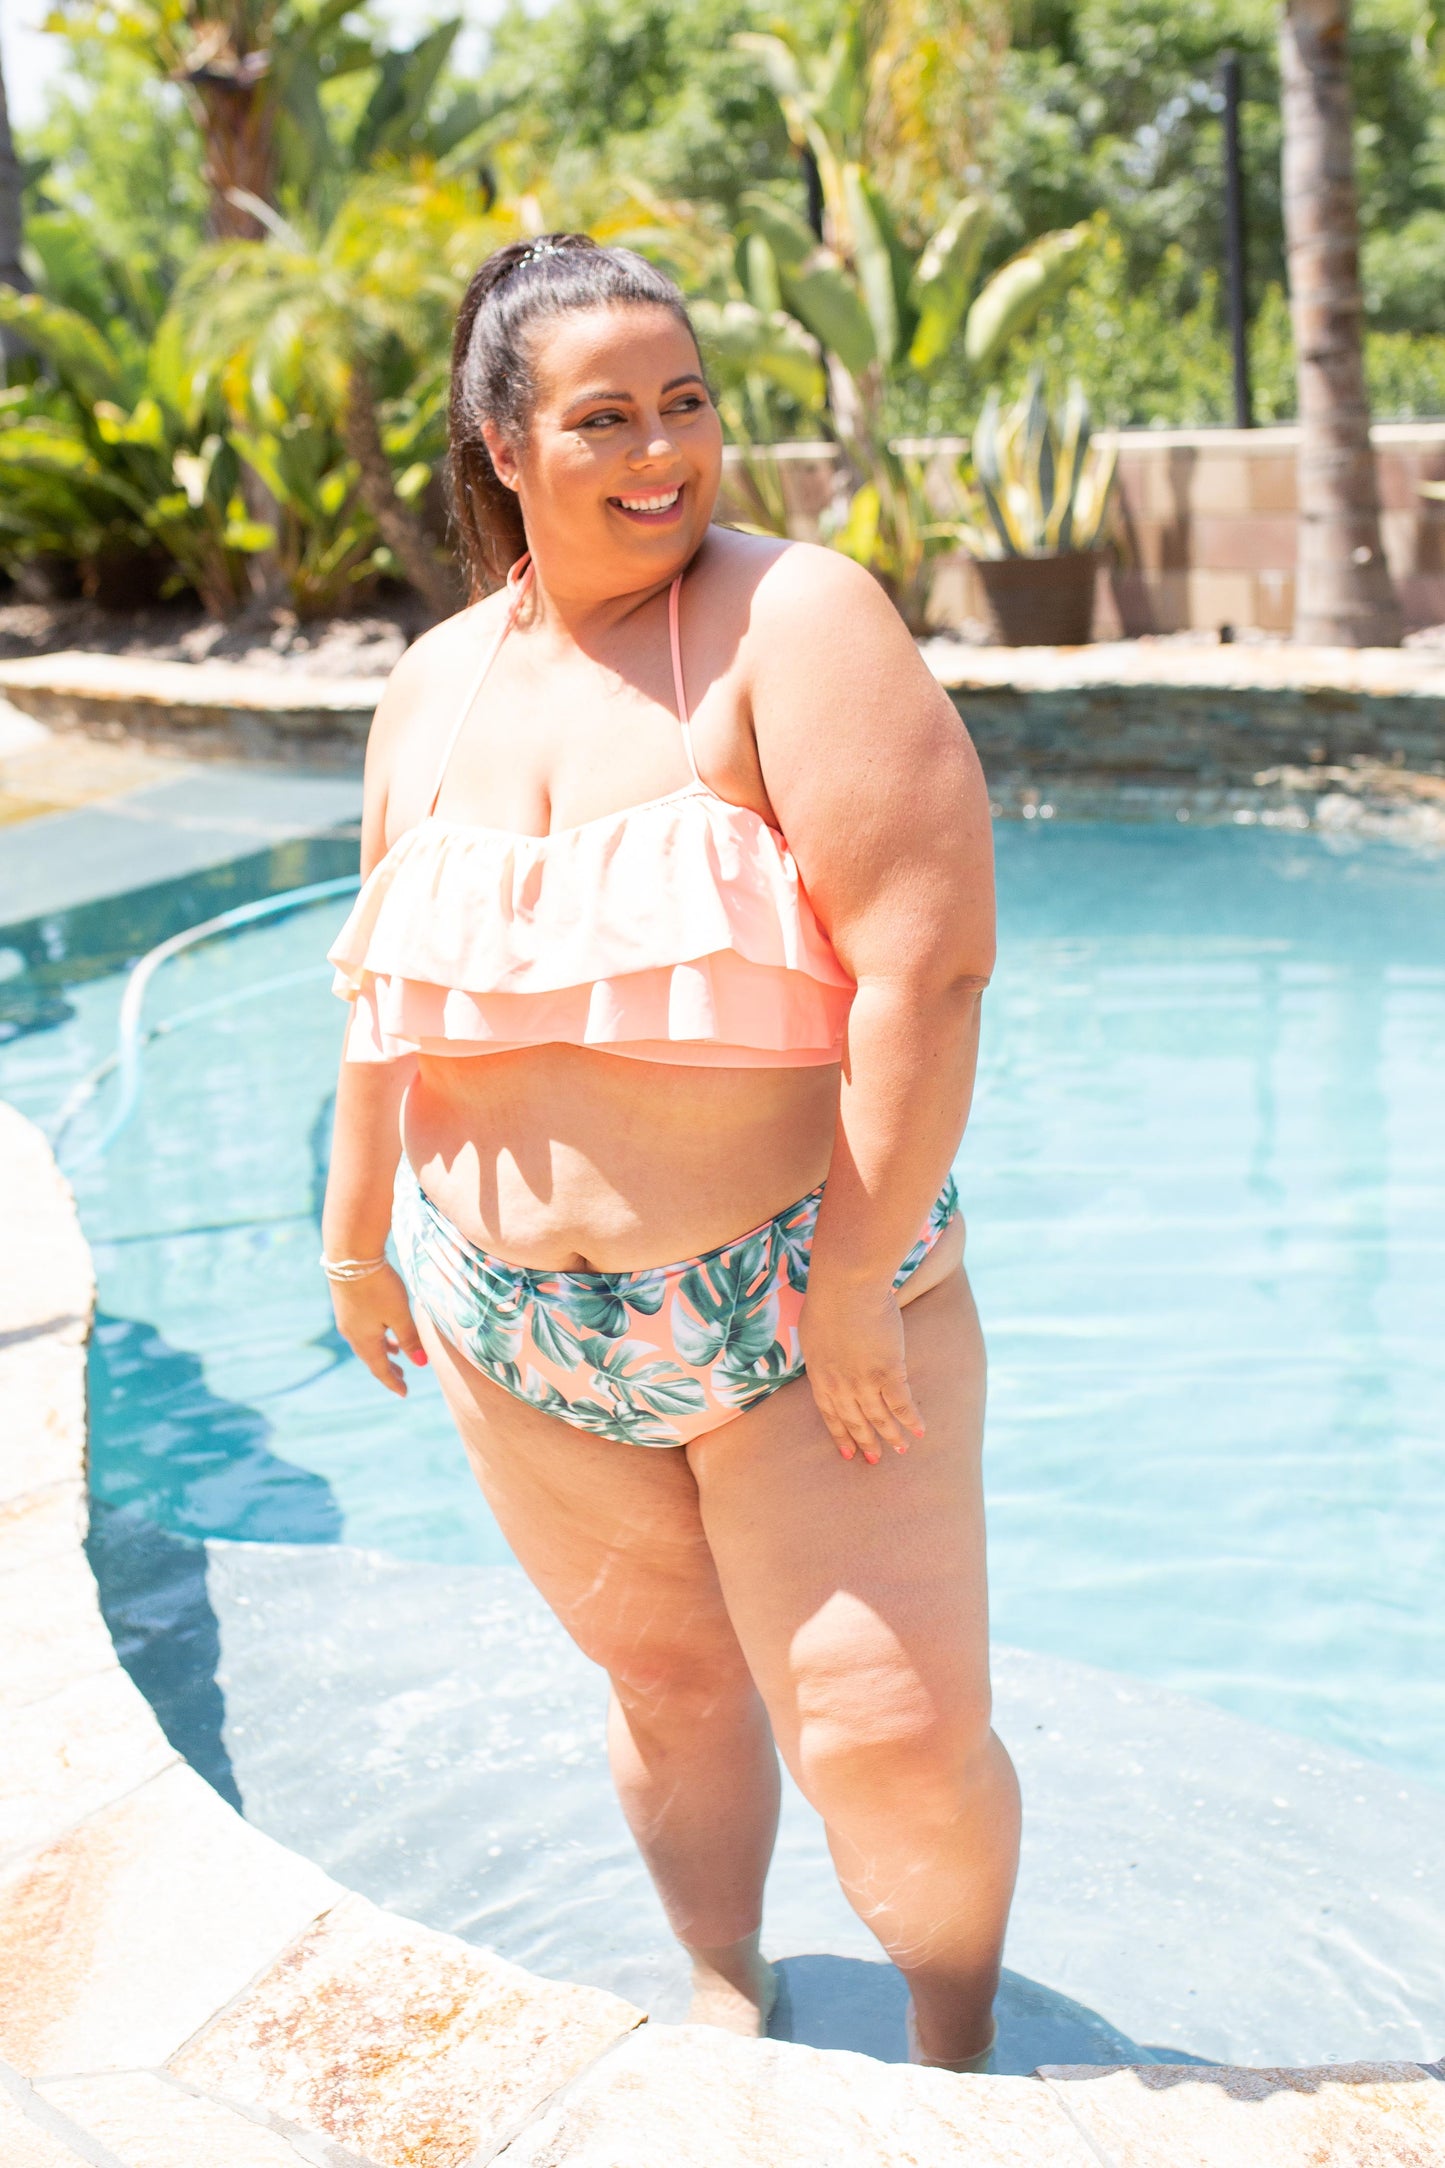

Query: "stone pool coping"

xmin=2 ymin=1096 xmax=1442 ymax=2164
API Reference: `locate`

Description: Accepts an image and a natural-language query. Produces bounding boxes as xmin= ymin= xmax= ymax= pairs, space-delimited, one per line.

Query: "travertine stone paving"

xmin=2 ymin=1093 xmax=1441 ymax=2166
xmin=0 ymin=1666 xmax=176 ymax=1865
xmin=0 ymin=1762 xmax=342 ymax=2078
xmin=1041 ymin=2062 xmax=1445 ymax=2167
xmin=40 ymin=2071 xmax=346 ymax=2167
xmin=170 ymin=1892 xmax=644 ymax=2167
xmin=494 ymin=2024 xmax=1101 ymax=2167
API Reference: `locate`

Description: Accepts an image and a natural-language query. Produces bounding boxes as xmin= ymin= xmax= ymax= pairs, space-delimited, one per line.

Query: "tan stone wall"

xmin=721 ymin=422 xmax=1445 ymax=638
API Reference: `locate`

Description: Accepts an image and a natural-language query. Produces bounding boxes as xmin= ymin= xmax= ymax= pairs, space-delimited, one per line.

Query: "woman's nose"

xmin=629 ymin=425 xmax=676 ymax=465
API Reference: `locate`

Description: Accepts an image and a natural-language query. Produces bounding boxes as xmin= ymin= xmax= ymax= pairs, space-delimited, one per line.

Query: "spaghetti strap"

xmin=668 ymin=572 xmax=703 ymax=787
xmin=426 ymin=557 xmax=533 ymax=817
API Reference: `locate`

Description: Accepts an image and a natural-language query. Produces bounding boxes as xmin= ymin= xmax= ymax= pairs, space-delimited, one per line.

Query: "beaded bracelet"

xmin=319 ymin=1251 xmax=390 ymax=1283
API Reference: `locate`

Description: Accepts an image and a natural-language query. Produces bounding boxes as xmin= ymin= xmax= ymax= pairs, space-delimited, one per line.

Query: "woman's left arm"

xmin=746 ymin=546 xmax=996 ymax=1464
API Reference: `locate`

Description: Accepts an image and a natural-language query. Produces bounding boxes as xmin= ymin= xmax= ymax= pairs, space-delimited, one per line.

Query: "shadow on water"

xmin=87 ymin=1311 xmax=342 ymax=1544
xmin=86 ymin=1502 xmax=241 ymax=1812
xmin=769 ymin=1955 xmax=1212 ymax=2073
xmin=83 ymin=1307 xmax=345 ymax=1810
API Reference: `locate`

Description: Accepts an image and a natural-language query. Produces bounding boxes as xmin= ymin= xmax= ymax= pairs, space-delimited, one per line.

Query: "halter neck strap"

xmin=427 ymin=556 xmax=698 ymax=818
xmin=425 ymin=555 xmax=533 ymax=818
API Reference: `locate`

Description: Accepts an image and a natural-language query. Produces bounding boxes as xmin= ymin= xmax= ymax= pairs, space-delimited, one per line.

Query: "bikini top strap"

xmin=425 ymin=556 xmax=533 ymax=818
xmin=668 ymin=570 xmax=703 ymax=786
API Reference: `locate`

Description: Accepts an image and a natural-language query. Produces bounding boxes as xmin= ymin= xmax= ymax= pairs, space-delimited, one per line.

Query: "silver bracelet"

xmin=319 ymin=1251 xmax=390 ymax=1283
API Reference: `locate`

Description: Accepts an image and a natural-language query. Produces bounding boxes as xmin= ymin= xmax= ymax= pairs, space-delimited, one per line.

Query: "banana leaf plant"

xmin=724 ymin=11 xmax=1094 ymax=628
xmin=0 ymin=280 xmax=268 ymax=609
xmin=174 ymin=171 xmax=517 ymax=616
xmin=956 ymin=374 xmax=1117 ymax=559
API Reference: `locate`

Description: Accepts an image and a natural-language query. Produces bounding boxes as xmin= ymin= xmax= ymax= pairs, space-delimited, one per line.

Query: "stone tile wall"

xmin=720 ymin=422 xmax=1445 ymax=638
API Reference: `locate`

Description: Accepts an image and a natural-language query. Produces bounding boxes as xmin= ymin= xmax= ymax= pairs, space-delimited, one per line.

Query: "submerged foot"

xmin=906 ymin=2001 xmax=997 ymax=2075
xmin=685 ymin=1934 xmax=779 ymax=2037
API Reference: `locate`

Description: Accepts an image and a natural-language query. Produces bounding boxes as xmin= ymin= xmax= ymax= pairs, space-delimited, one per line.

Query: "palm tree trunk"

xmin=0 ymin=44 xmax=30 ymax=375
xmin=1279 ymin=0 xmax=1400 ymax=646
xmin=342 ymin=360 xmax=460 ymax=620
xmin=171 ymin=9 xmax=279 ymax=239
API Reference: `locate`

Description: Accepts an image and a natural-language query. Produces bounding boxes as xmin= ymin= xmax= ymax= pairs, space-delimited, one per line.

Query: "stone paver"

xmin=41 ymin=2071 xmax=338 ymax=2167
xmin=0 ymin=2087 xmax=98 ymax=2168
xmin=0 ymin=1761 xmax=339 ymax=2080
xmin=0 ymin=1548 xmax=121 ymax=1709
xmin=0 ymin=1104 xmax=93 ymax=1341
xmin=0 ymin=1342 xmax=87 ymax=1500
xmin=0 ymin=1483 xmax=87 ymax=1574
xmin=1041 ymin=2061 xmax=1445 ymax=2167
xmin=0 ymin=1667 xmax=178 ymax=1866
xmin=496 ymin=2024 xmax=1101 ymax=2168
xmin=169 ymin=1889 xmax=643 ymax=2168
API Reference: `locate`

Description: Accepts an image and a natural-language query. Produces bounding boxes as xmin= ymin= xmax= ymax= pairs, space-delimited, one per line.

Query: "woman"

xmin=321 ymin=233 xmax=1019 ymax=2070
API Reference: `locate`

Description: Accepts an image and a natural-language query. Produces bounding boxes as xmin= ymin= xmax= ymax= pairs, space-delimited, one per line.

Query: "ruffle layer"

xmin=343 ymin=951 xmax=852 ymax=1065
xmin=327 ymin=789 xmax=853 ymax=1001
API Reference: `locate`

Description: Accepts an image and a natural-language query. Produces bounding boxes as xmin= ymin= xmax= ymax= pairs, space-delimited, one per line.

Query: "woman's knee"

xmin=606 ymin=1632 xmax=761 ymax=1738
xmin=785 ymin=1610 xmax=994 ymax=1825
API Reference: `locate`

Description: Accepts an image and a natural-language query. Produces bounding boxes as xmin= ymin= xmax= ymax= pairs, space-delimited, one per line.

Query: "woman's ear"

xmin=482 ymin=420 xmax=520 ymax=493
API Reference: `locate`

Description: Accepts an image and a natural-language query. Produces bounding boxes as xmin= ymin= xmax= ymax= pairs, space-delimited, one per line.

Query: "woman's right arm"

xmin=320 ymin=652 xmax=430 ymax=1397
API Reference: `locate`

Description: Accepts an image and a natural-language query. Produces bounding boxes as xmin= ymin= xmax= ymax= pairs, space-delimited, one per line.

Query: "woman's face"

xmin=485 ymin=302 xmax=723 ymax=594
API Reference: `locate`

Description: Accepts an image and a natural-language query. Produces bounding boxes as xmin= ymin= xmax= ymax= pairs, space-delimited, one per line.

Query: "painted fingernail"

xmin=408 ymin=1349 xmax=428 ymax=1366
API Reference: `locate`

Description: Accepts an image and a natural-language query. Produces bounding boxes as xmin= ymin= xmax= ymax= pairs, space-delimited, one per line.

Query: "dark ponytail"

xmin=449 ymin=233 xmax=700 ymax=597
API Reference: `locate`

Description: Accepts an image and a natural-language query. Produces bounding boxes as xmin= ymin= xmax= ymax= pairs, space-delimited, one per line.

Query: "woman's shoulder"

xmin=699 ymin=528 xmax=903 ymax=645
xmin=365 ymin=589 xmax=511 ymax=760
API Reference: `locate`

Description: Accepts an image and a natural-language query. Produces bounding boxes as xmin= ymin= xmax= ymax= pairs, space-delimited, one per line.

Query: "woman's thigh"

xmin=414 ymin=1307 xmax=746 ymax=1688
xmin=684 ymin=1267 xmax=991 ymax=1782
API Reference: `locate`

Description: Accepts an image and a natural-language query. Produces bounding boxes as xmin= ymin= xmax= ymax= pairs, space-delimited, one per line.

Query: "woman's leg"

xmin=686 ymin=1264 xmax=1019 ymax=2066
xmin=414 ymin=1306 xmax=781 ymax=2029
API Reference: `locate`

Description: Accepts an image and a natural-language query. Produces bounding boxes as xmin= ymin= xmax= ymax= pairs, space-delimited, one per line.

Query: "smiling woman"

xmin=317 ymin=232 xmax=1016 ymax=2067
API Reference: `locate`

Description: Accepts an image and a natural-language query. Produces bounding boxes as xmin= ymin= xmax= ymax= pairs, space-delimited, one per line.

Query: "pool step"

xmin=2 ymin=1098 xmax=1442 ymax=2168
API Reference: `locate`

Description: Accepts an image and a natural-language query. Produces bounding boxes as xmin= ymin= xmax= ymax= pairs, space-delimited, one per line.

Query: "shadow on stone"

xmin=86 ymin=1501 xmax=242 ymax=1811
xmin=768 ymin=1956 xmax=1210 ymax=2075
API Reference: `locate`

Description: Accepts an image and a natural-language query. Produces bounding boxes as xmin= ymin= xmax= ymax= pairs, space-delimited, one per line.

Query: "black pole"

xmin=800 ymin=145 xmax=825 ymax=240
xmin=1220 ymin=50 xmax=1254 ymax=428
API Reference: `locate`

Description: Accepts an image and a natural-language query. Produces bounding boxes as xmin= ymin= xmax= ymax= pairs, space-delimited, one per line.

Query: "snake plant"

xmin=961 ymin=373 xmax=1117 ymax=559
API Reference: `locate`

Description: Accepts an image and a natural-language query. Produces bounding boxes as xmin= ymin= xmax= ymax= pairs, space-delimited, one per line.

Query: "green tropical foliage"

xmin=175 ymin=170 xmax=522 ymax=614
xmin=710 ymin=4 xmax=1092 ymax=624
xmin=44 ymin=1 xmax=507 ymax=233
xmin=957 ymin=371 xmax=1116 ymax=557
xmin=7 ymin=0 xmax=1445 ymax=617
xmin=0 ymin=229 xmax=267 ymax=606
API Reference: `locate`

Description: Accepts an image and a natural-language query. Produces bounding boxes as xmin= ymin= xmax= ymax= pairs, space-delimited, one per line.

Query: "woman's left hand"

xmin=798 ymin=1280 xmax=925 ymax=1464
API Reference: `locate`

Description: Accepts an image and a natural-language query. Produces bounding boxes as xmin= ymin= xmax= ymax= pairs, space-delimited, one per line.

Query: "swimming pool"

xmin=4 ymin=820 xmax=1442 ymax=1791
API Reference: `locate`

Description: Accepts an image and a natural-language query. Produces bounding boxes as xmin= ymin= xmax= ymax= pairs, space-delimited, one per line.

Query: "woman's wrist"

xmin=321 ymin=1208 xmax=395 ymax=1263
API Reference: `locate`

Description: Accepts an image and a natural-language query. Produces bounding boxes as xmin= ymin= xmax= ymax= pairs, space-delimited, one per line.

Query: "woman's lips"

xmin=608 ymin=486 xmax=684 ymax=524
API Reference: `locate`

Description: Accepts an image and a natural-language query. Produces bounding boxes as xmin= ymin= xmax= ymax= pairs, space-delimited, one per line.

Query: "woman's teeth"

xmin=615 ymin=489 xmax=680 ymax=512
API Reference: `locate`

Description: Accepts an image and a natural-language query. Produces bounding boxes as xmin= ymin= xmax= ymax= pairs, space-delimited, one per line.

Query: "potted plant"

xmin=957 ymin=373 xmax=1117 ymax=645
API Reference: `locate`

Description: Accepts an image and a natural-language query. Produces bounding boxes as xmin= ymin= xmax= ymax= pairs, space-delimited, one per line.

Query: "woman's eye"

xmin=579 ymin=410 xmax=625 ymax=429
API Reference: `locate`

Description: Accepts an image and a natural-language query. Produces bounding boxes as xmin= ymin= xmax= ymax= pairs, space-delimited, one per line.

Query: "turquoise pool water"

xmin=3 ymin=822 xmax=1442 ymax=1789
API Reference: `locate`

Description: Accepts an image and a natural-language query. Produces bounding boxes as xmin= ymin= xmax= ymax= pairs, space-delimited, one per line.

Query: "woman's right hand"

xmin=328 ymin=1263 xmax=428 ymax=1397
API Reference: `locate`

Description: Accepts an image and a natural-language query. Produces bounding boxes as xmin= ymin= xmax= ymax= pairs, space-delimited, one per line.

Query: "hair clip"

xmin=519 ymin=240 xmax=563 ymax=266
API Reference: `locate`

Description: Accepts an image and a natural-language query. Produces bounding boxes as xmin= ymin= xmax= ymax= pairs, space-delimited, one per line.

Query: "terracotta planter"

xmin=973 ymin=549 xmax=1103 ymax=646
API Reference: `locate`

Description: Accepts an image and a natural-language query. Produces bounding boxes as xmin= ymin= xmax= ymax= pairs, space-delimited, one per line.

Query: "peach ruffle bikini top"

xmin=329 ymin=558 xmax=854 ymax=1067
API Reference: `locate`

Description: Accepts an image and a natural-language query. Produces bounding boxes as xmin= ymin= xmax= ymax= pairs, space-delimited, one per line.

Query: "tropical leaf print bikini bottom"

xmin=392 ymin=1165 xmax=961 ymax=1448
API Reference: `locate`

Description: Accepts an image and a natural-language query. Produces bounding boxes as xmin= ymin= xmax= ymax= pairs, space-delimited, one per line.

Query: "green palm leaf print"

xmin=673 ymin=1233 xmax=778 ymax=1369
xmin=579 ymin=1334 xmax=709 ymax=1419
xmin=711 ymin=1339 xmax=804 ymax=1410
